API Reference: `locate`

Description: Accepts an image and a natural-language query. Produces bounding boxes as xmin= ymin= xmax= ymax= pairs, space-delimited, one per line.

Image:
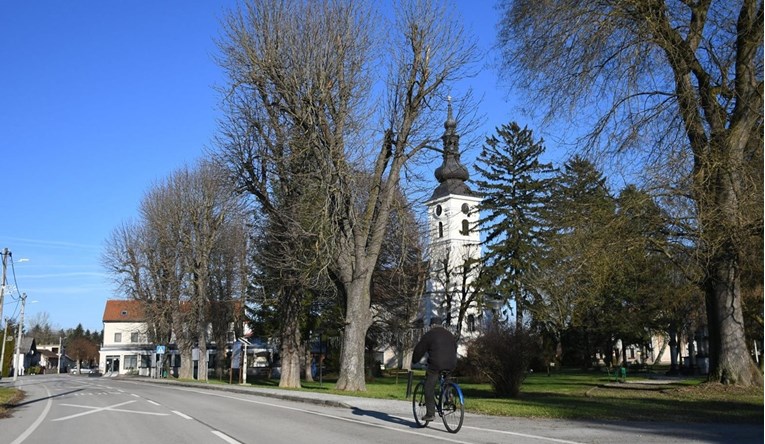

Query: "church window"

xmin=460 ymin=219 xmax=469 ymax=235
xmin=438 ymin=222 xmax=444 ymax=238
xmin=435 ymin=204 xmax=443 ymax=217
xmin=467 ymin=314 xmax=476 ymax=332
xmin=461 ymin=203 xmax=470 ymax=214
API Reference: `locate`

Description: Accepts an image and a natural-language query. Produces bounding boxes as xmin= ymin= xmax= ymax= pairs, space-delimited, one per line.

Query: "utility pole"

xmin=0 ymin=319 xmax=8 ymax=379
xmin=13 ymin=293 xmax=27 ymax=381
xmin=58 ymin=336 xmax=63 ymax=374
xmin=0 ymin=248 xmax=9 ymax=340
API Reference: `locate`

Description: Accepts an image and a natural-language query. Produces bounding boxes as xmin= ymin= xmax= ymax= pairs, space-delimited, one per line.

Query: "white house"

xmin=99 ymin=300 xmax=154 ymax=376
xmin=99 ymin=299 xmax=273 ymax=378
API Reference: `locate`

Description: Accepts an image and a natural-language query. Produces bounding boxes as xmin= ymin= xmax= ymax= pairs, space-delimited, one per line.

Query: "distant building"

xmin=99 ymin=299 xmax=273 ymax=378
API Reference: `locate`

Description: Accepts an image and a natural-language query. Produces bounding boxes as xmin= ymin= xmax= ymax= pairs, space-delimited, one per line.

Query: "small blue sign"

xmin=156 ymin=345 xmax=166 ymax=354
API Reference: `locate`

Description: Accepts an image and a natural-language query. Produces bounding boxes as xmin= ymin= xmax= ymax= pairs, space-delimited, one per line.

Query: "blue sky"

xmin=0 ymin=1 xmax=552 ymax=333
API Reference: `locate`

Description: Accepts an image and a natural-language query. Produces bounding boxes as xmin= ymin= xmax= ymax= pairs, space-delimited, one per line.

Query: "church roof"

xmin=429 ymin=99 xmax=477 ymax=201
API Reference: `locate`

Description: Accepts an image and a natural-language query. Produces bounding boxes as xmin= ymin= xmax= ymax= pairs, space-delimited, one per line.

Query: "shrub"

xmin=468 ymin=324 xmax=539 ymax=397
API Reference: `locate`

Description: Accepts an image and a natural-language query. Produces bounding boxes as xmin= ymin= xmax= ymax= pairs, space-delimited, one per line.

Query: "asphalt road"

xmin=1 ymin=374 xmax=761 ymax=444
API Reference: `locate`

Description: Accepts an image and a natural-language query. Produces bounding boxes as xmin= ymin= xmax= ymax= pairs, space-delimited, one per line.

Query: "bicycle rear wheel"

xmin=412 ymin=381 xmax=430 ymax=427
xmin=440 ymin=382 xmax=464 ymax=433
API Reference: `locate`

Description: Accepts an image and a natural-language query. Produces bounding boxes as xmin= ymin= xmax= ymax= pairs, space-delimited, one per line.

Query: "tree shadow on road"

xmin=9 ymin=388 xmax=84 ymax=408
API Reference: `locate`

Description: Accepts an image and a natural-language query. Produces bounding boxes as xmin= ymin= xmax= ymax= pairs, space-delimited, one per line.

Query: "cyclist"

xmin=411 ymin=316 xmax=457 ymax=421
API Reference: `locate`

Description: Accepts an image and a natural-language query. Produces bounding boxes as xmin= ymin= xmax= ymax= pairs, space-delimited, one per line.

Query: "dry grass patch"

xmin=0 ymin=387 xmax=25 ymax=418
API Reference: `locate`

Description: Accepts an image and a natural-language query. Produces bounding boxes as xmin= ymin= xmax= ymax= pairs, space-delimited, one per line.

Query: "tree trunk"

xmin=179 ymin=347 xmax=193 ymax=380
xmin=699 ymin=139 xmax=762 ymax=386
xmin=705 ymin=259 xmax=762 ymax=385
xmin=668 ymin=324 xmax=679 ymax=375
xmin=278 ymin=313 xmax=302 ymax=388
xmin=335 ymin=279 xmax=373 ymax=391
xmin=304 ymin=340 xmax=314 ymax=382
xmin=197 ymin=332 xmax=208 ymax=382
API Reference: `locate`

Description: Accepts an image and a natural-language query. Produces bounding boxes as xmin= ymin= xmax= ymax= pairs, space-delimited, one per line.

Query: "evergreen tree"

xmin=474 ymin=122 xmax=556 ymax=329
xmin=531 ymin=156 xmax=615 ymax=366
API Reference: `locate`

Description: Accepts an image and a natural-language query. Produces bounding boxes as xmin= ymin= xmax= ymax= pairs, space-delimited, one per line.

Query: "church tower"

xmin=424 ymin=99 xmax=482 ymax=345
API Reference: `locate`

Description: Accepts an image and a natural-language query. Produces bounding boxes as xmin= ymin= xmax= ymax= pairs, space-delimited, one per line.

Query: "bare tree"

xmin=104 ymin=161 xmax=247 ymax=381
xmin=67 ymin=337 xmax=99 ymax=370
xmin=27 ymin=312 xmax=58 ymax=345
xmin=215 ymin=0 xmax=479 ymax=390
xmin=370 ymin=186 xmax=428 ymax=370
xmin=498 ymin=0 xmax=763 ymax=386
xmin=428 ymin=245 xmax=482 ymax=341
xmin=209 ymin=219 xmax=249 ymax=380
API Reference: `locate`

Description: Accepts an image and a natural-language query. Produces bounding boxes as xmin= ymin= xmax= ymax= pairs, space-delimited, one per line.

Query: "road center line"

xmin=171 ymin=387 xmax=472 ymax=444
xmin=172 ymin=410 xmax=193 ymax=420
xmin=211 ymin=430 xmax=242 ymax=444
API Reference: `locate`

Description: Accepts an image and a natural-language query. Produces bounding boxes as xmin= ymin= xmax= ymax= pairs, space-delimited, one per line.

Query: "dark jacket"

xmin=412 ymin=326 xmax=457 ymax=371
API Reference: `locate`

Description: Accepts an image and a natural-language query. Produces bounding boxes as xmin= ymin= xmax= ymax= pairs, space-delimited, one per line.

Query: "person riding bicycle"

xmin=411 ymin=316 xmax=457 ymax=421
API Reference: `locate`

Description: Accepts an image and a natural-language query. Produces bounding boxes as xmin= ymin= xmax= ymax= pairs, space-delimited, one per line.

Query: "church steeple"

xmin=430 ymin=98 xmax=475 ymax=200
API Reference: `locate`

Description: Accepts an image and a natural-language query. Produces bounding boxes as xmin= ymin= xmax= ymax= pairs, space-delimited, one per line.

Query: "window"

xmin=141 ymin=355 xmax=151 ymax=368
xmin=435 ymin=205 xmax=443 ymax=217
xmin=467 ymin=314 xmax=476 ymax=332
xmin=460 ymin=219 xmax=469 ymax=235
xmin=114 ymin=333 xmax=122 ymax=343
xmin=131 ymin=332 xmax=139 ymax=343
xmin=438 ymin=222 xmax=444 ymax=238
xmin=124 ymin=355 xmax=137 ymax=370
xmin=461 ymin=203 xmax=470 ymax=214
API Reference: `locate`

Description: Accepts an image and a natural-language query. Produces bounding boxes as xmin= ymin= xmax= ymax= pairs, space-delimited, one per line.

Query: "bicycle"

xmin=410 ymin=370 xmax=465 ymax=433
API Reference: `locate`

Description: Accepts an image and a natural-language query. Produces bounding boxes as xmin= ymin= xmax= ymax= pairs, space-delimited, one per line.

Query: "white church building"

xmin=422 ymin=101 xmax=485 ymax=355
xmin=378 ymin=101 xmax=488 ymax=368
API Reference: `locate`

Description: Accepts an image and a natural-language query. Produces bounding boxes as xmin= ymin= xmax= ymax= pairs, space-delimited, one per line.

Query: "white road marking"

xmin=10 ymin=384 xmax=53 ymax=444
xmin=53 ymin=400 xmax=169 ymax=422
xmin=166 ymin=387 xmax=473 ymax=444
xmin=172 ymin=410 xmax=193 ymax=420
xmin=131 ymin=393 xmax=140 ymax=397
xmin=211 ymin=430 xmax=242 ymax=444
xmin=462 ymin=425 xmax=585 ymax=444
xmin=118 ymin=381 xmax=585 ymax=444
xmin=147 ymin=400 xmax=160 ymax=406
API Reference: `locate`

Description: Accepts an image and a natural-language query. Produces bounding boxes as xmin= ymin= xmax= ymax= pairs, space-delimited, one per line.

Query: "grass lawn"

xmin=0 ymin=387 xmax=25 ymax=418
xmin=235 ymin=368 xmax=763 ymax=424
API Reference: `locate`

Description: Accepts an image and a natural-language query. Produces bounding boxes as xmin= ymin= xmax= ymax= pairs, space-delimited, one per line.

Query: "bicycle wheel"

xmin=412 ymin=381 xmax=430 ymax=427
xmin=440 ymin=382 xmax=464 ymax=433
